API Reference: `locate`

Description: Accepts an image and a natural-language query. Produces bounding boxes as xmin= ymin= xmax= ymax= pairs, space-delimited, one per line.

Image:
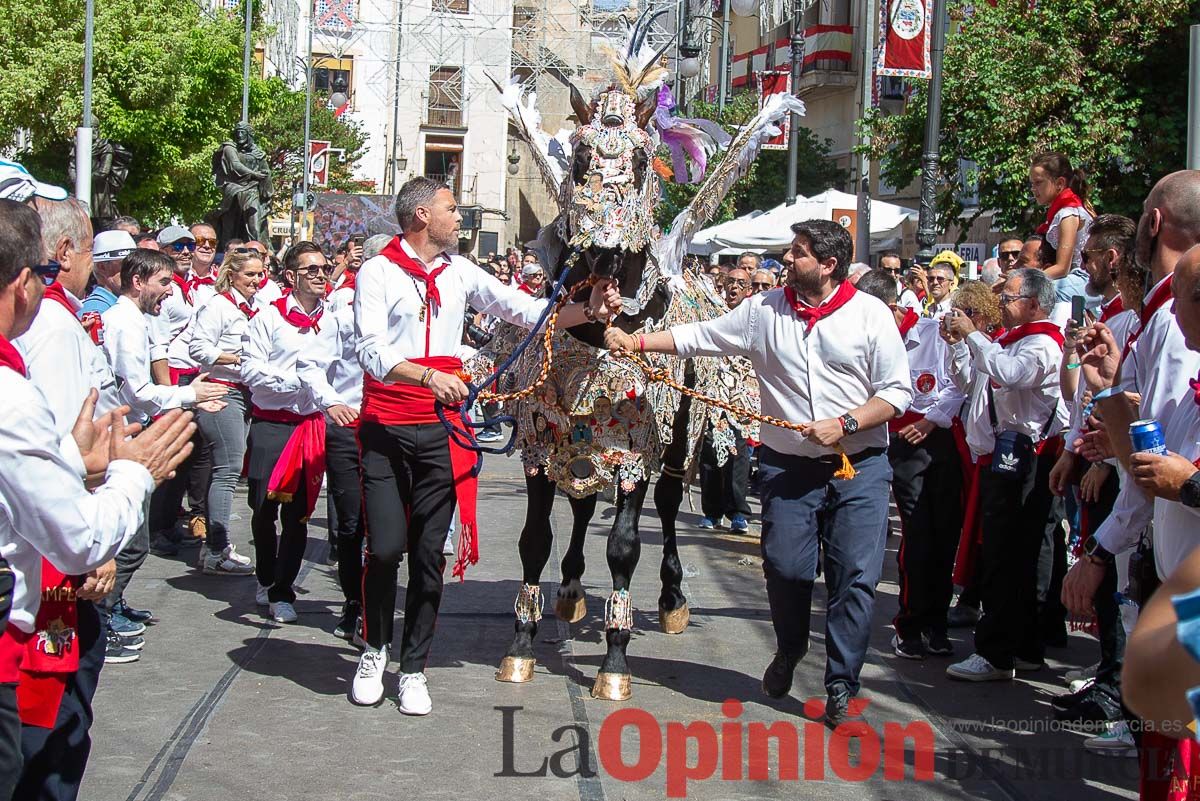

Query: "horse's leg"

xmin=496 ymin=470 xmax=557 ymax=683
xmin=654 ymin=370 xmax=695 ymax=634
xmin=555 ymin=492 xmax=597 ymax=623
xmin=592 ymin=478 xmax=649 ymax=701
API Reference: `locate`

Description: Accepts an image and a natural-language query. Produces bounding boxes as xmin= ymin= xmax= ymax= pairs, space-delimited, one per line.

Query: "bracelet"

xmin=638 ymin=335 xmax=646 ymax=353
xmin=1092 ymin=385 xmax=1121 ymax=402
xmin=420 ymin=367 xmax=435 ymax=387
xmin=583 ymin=303 xmax=597 ymax=323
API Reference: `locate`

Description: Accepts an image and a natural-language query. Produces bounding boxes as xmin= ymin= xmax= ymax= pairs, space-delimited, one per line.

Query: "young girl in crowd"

xmin=1029 ymin=152 xmax=1095 ymax=301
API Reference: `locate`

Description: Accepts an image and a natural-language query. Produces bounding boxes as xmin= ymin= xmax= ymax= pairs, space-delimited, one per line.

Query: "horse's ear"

xmin=570 ymin=83 xmax=592 ymax=126
xmin=635 ymin=94 xmax=656 ymax=129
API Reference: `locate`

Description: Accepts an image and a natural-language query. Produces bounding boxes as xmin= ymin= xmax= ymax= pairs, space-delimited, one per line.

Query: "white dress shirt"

xmin=253 ymin=278 xmax=284 ymax=311
xmin=188 ymin=291 xmax=254 ymax=385
xmin=354 ymin=238 xmax=549 ymax=379
xmin=947 ymin=340 xmax=994 ymax=461
xmin=1096 ymin=279 xmax=1200 ymax=557
xmin=241 ymin=295 xmax=325 ymax=416
xmin=157 ymin=278 xmax=199 ymax=371
xmin=0 ymin=364 xmax=152 ymax=632
xmin=1151 ymin=398 xmax=1200 ymax=577
xmin=1064 ymin=300 xmax=1137 ymax=455
xmin=903 ymin=316 xmax=963 ymax=428
xmin=671 ymin=286 xmax=913 ymax=457
xmin=898 ymin=286 xmax=923 ymax=313
xmin=964 ymin=326 xmax=1065 ymax=440
xmin=102 ymin=295 xmax=197 ymax=417
xmin=925 ymin=296 xmax=952 ymax=320
xmin=297 ymin=296 xmax=362 ymax=414
xmin=15 ymin=288 xmax=119 ymax=433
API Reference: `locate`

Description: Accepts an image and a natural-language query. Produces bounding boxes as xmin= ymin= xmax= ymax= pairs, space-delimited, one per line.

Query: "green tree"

xmin=656 ymin=92 xmax=848 ymax=230
xmin=861 ymin=0 xmax=1198 ymax=235
xmin=0 ymin=0 xmax=363 ymax=226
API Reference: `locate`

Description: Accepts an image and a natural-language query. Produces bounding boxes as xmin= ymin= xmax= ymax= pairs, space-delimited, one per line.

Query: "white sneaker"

xmin=1069 ymin=677 xmax=1095 ymax=694
xmin=442 ymin=532 xmax=455 ymax=556
xmin=946 ymin=653 xmax=1015 ymax=682
xmin=1065 ymin=662 xmax=1099 ymax=684
xmin=1084 ymin=721 xmax=1138 ymax=758
xmin=352 ymin=646 xmax=388 ymax=705
xmin=255 ymin=584 xmax=270 ymax=607
xmin=201 ymin=545 xmax=255 ymax=575
xmin=269 ymin=601 xmax=298 ymax=623
xmin=398 ymin=672 xmax=432 ymax=716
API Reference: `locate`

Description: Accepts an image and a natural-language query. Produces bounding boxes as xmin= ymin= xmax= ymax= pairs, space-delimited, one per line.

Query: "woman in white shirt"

xmin=188 ymin=251 xmax=263 ymax=576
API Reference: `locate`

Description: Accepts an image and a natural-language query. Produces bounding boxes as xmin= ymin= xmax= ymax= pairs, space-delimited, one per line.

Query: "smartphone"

xmin=1071 ymin=295 xmax=1086 ymax=325
xmin=967 ymin=260 xmax=979 ymax=281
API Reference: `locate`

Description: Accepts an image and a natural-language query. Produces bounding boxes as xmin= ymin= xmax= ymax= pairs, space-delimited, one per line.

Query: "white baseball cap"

xmin=0 ymin=159 xmax=68 ymax=203
xmin=93 ymin=230 xmax=137 ymax=262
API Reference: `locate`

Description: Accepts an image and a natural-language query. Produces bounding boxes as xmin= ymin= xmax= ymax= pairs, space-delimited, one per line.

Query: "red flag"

xmin=878 ymin=0 xmax=932 ymax=79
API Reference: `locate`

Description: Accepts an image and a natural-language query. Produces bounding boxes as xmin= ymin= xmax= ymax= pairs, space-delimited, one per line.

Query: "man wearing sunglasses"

xmin=922 ymin=251 xmax=962 ymax=320
xmin=996 ymin=236 xmax=1023 ymax=280
xmin=880 ymin=251 xmax=922 ymax=313
xmin=189 ymin=223 xmax=220 ymax=306
xmin=751 ymin=269 xmax=774 ymax=294
xmin=241 ymin=242 xmax=332 ymax=626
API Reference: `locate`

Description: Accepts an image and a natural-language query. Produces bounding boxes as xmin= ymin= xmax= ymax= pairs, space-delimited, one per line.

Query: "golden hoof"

xmin=659 ymin=603 xmax=690 ymax=635
xmin=555 ymin=594 xmax=587 ymax=624
xmin=591 ymin=671 xmax=632 ymax=701
xmin=495 ymin=656 xmax=536 ymax=683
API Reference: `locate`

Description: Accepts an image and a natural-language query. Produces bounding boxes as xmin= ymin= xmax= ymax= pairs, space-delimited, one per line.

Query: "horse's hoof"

xmin=495 ymin=656 xmax=536 ymax=683
xmin=555 ymin=594 xmax=587 ymax=624
xmin=659 ymin=602 xmax=690 ymax=635
xmin=591 ymin=671 xmax=632 ymax=701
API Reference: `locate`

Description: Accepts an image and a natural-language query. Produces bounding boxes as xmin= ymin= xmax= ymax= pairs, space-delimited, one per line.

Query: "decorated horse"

xmin=471 ymin=12 xmax=802 ymax=700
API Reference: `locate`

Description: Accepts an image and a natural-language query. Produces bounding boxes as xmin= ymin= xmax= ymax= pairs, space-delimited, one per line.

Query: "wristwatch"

xmin=838 ymin=413 xmax=860 ymax=435
xmin=1082 ymin=536 xmax=1115 ymax=565
xmin=1181 ymin=470 xmax=1200 ymax=509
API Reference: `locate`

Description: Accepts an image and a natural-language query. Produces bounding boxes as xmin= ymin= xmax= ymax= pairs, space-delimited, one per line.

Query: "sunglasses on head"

xmin=231 ymin=247 xmax=267 ymax=257
xmin=33 ymin=260 xmax=61 ymax=287
xmin=169 ymin=241 xmax=196 ymax=253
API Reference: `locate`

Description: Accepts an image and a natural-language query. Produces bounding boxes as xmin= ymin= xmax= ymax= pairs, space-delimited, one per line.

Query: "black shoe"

xmin=891 ymin=633 xmax=926 ymax=660
xmin=924 ymin=631 xmax=954 ymax=656
xmin=114 ymin=599 xmax=155 ymax=624
xmin=1051 ymin=680 xmax=1095 ymax=711
xmin=947 ymin=603 xmax=981 ymax=629
xmin=1054 ymin=692 xmax=1121 ymax=727
xmin=104 ymin=631 xmax=141 ymax=664
xmin=1042 ymin=622 xmax=1069 ymax=648
xmin=148 ymin=533 xmax=179 ymax=557
xmin=762 ymin=651 xmax=802 ymax=699
xmin=824 ymin=689 xmax=861 ymax=729
xmin=333 ymin=601 xmax=360 ymax=641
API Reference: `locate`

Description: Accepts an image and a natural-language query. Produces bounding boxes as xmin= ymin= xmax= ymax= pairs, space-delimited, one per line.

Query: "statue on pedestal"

xmin=210 ymin=122 xmax=273 ymax=245
xmin=68 ymin=137 xmax=133 ymax=222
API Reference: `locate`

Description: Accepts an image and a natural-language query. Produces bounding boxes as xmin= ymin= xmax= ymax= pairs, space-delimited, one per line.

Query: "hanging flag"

xmin=877 ymin=0 xmax=932 ymax=79
xmin=758 ymin=71 xmax=791 ymax=151
xmin=308 ymin=140 xmax=332 ymax=187
xmin=730 ymin=26 xmax=853 ymax=88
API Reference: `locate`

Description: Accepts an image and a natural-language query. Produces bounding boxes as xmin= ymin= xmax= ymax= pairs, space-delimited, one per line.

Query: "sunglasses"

xmin=882 ymin=267 xmax=902 ymax=274
xmin=296 ymin=265 xmax=335 ymax=278
xmin=998 ymin=250 xmax=1021 ymax=261
xmin=231 ymin=247 xmax=267 ymax=257
xmin=998 ymin=293 xmax=1032 ymax=305
xmin=33 ymin=260 xmax=61 ymax=287
xmin=169 ymin=241 xmax=196 ymax=253
xmin=194 ymin=237 xmax=218 ymax=248
xmin=956 ymin=306 xmax=977 ymax=318
xmin=927 ymin=275 xmax=951 ymax=284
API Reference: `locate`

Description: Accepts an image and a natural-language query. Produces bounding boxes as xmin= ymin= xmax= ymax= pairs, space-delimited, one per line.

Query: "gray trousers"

xmin=197 ymin=387 xmax=250 ymax=553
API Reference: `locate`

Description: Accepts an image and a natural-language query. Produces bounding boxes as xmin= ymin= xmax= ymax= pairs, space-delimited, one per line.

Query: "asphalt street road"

xmin=84 ymin=454 xmax=1139 ymax=801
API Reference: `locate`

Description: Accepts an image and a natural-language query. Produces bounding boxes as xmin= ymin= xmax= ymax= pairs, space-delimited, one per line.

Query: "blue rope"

xmin=434 ymin=252 xmax=578 ymax=476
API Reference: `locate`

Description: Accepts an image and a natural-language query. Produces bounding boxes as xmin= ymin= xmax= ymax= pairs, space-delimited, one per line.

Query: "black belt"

xmin=783 ymin=445 xmax=887 ymax=466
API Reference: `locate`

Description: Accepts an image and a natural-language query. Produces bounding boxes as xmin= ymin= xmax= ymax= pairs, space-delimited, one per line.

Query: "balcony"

xmin=424 ymin=173 xmax=477 ymax=205
xmin=424 ymin=106 xmax=464 ymax=128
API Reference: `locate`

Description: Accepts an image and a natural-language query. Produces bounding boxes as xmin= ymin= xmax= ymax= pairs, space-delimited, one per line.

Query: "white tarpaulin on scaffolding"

xmin=688 ymin=189 xmax=917 ymax=256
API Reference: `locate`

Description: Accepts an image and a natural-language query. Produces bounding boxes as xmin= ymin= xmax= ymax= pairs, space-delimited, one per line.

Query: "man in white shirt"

xmin=0 ymin=199 xmax=194 ymax=801
xmin=241 ymin=242 xmax=330 ymax=626
xmin=856 ymin=269 xmax=965 ymax=661
xmin=923 ymin=251 xmax=961 ymax=320
xmin=943 ymin=268 xmax=1065 ymax=682
xmin=880 ymin=251 xmax=921 ymax=313
xmin=605 ymin=219 xmax=912 ymax=726
xmin=189 ymin=223 xmax=219 ymax=304
xmin=349 ymin=177 xmax=617 ymax=715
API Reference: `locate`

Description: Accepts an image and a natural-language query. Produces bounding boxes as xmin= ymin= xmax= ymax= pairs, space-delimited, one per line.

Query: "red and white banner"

xmin=308 ymin=140 xmax=331 ymax=187
xmin=877 ymin=0 xmax=931 ymax=78
xmin=758 ymin=72 xmax=791 ymax=151
xmin=731 ymin=25 xmax=853 ymax=89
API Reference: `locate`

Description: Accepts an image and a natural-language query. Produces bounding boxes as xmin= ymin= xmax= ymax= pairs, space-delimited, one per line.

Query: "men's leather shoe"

xmin=761 ymin=651 xmax=802 ymax=698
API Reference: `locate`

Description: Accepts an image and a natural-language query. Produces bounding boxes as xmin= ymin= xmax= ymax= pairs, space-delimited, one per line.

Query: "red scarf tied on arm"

xmin=1036 ymin=187 xmax=1084 ymax=236
xmin=379 ymin=236 xmax=448 ymax=311
xmin=783 ymin=279 xmax=857 ymax=328
xmin=361 ymin=357 xmax=480 ymax=580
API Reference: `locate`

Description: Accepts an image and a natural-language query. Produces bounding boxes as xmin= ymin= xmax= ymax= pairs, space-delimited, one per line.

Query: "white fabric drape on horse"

xmin=687 ymin=189 xmax=917 ymax=255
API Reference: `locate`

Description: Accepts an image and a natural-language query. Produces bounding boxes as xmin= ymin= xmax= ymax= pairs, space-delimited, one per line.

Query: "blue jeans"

xmin=758 ymin=446 xmax=893 ymax=696
xmin=197 ymin=387 xmax=250 ymax=553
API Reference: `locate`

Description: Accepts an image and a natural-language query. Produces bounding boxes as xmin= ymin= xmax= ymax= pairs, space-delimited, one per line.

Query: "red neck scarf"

xmin=517 ymin=283 xmax=537 ymax=296
xmin=898 ymin=308 xmax=920 ymax=337
xmin=997 ymin=320 xmax=1065 ymax=349
xmin=1036 ymin=187 xmax=1084 ymax=235
xmin=222 ymin=291 xmax=257 ymax=319
xmin=171 ymin=272 xmax=193 ymax=304
xmin=784 ymin=280 xmax=857 ymax=328
xmin=339 ymin=270 xmax=357 ymax=293
xmin=42 ymin=282 xmax=75 ymax=316
xmin=0 ymin=332 xmax=26 ymax=377
xmin=1098 ymin=294 xmax=1125 ymax=324
xmin=379 ymin=236 xmax=448 ymax=311
xmin=189 ymin=272 xmax=215 ymax=294
xmin=1122 ymin=274 xmax=1174 ymax=360
xmin=272 ymin=297 xmax=322 ymax=333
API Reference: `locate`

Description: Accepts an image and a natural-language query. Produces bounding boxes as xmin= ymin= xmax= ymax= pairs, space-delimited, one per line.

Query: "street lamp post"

xmin=717 ymin=0 xmax=730 ymax=113
xmin=854 ymin=0 xmax=876 ymax=263
xmin=785 ymin=0 xmax=806 ymax=205
xmin=914 ymin=0 xmax=948 ymax=264
xmin=241 ymin=0 xmax=254 ymax=124
xmin=74 ymin=0 xmax=96 ymax=211
xmin=301 ymin=9 xmax=315 ymax=241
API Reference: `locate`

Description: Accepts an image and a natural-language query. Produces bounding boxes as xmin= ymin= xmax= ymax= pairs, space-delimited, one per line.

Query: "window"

xmin=433 ymin=0 xmax=469 ymax=12
xmin=313 ymin=54 xmax=353 ymax=105
xmin=427 ymin=66 xmax=464 ymax=127
xmin=423 ymin=135 xmax=464 ymax=196
xmin=314 ymin=0 xmax=356 ymax=32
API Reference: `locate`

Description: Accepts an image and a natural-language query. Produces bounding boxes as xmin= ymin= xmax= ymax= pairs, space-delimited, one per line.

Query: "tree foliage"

xmin=656 ymin=92 xmax=848 ymax=230
xmin=0 ymin=0 xmax=365 ymax=226
xmin=861 ymin=0 xmax=1199 ymax=235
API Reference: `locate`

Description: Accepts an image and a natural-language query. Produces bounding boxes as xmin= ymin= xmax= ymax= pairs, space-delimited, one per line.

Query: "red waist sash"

xmin=0 ymin=624 xmax=33 ymax=684
xmin=169 ymin=366 xmax=200 ymax=385
xmin=253 ymin=406 xmax=326 ymax=520
xmin=361 ymin=356 xmax=480 ymax=580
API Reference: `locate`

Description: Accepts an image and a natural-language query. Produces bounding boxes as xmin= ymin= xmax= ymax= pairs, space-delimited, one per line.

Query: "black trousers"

xmin=247 ymin=418 xmax=309 ymax=605
xmin=95 ymin=517 xmax=148 ymax=623
xmin=699 ymin=427 xmax=751 ymax=521
xmin=889 ymin=427 xmax=963 ymax=639
xmin=0 ymin=683 xmax=19 ymax=801
xmin=147 ymin=432 xmax=210 ymax=535
xmin=974 ymin=447 xmax=1058 ymax=669
xmin=359 ymin=422 xmax=456 ymax=673
xmin=15 ymin=601 xmax=104 ymax=801
xmin=326 ymin=423 xmax=364 ymax=606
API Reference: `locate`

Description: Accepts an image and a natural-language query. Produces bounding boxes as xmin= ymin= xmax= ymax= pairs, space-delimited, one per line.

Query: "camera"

xmin=464 ymin=309 xmax=493 ymax=347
